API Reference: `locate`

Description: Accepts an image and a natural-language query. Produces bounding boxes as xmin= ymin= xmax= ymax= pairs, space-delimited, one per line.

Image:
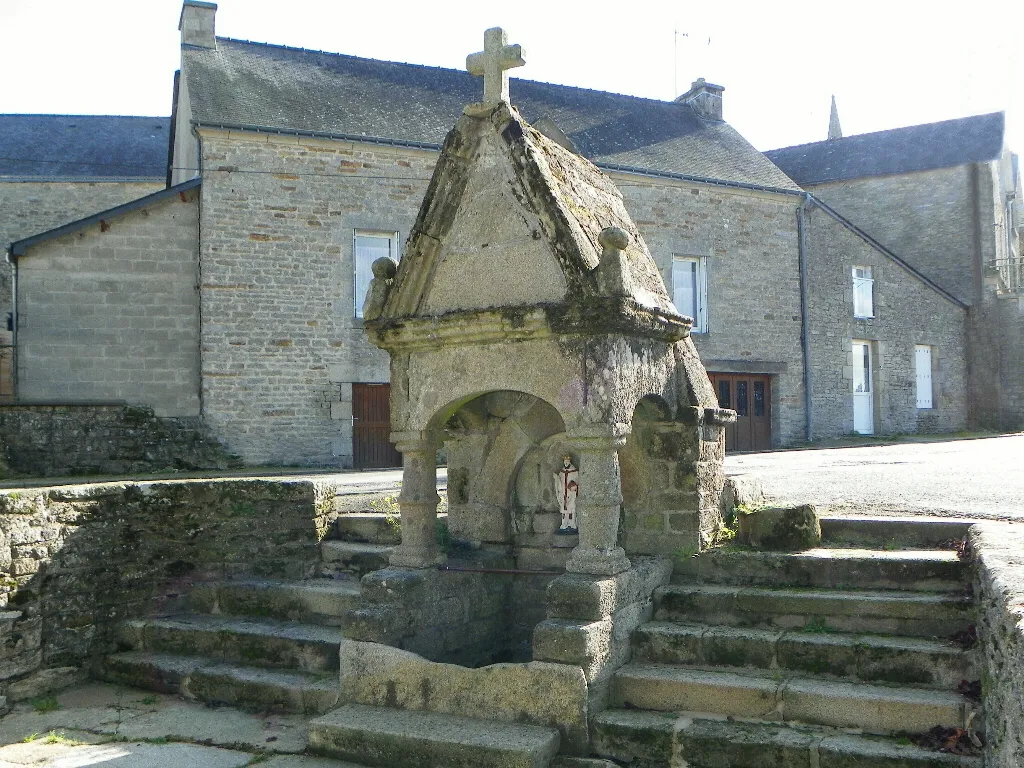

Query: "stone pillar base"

xmin=565 ymin=544 xmax=631 ymax=576
xmin=388 ymin=546 xmax=446 ymax=569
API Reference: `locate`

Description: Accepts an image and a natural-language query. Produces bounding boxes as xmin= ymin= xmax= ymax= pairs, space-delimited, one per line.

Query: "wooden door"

xmin=709 ymin=373 xmax=772 ymax=452
xmin=352 ymin=383 xmax=402 ymax=469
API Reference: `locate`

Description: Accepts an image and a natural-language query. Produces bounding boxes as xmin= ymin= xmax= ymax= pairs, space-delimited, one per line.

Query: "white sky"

xmin=0 ymin=0 xmax=1021 ymax=153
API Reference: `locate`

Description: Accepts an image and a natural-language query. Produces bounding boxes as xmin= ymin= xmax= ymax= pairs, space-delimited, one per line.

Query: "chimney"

xmin=677 ymin=78 xmax=724 ymax=121
xmin=180 ymin=1 xmax=217 ymax=49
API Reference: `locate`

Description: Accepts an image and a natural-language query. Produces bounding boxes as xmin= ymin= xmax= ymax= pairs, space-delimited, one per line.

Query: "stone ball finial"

xmin=598 ymin=227 xmax=630 ymax=252
xmin=371 ymin=257 xmax=398 ymax=280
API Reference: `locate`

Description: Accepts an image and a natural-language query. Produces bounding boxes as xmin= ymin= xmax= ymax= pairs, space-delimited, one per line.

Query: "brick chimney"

xmin=676 ymin=78 xmax=724 ymax=121
xmin=180 ymin=1 xmax=217 ymax=49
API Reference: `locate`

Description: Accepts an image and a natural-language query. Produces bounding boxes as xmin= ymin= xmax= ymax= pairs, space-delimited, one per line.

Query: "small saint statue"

xmin=553 ymin=454 xmax=579 ymax=534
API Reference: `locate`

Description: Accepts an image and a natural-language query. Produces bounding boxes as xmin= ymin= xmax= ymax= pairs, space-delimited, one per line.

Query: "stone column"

xmin=565 ymin=425 xmax=631 ymax=576
xmin=389 ymin=430 xmax=444 ymax=569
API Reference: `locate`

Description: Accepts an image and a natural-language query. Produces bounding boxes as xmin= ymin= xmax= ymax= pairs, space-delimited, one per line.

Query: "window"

xmin=915 ymin=345 xmax=934 ymax=409
xmin=354 ymin=231 xmax=399 ymax=318
xmin=672 ymin=256 xmax=708 ymax=333
xmin=852 ymin=266 xmax=874 ymax=318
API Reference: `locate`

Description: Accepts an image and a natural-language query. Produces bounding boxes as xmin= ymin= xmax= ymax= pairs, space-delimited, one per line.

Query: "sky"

xmin=0 ymin=0 xmax=1021 ymax=153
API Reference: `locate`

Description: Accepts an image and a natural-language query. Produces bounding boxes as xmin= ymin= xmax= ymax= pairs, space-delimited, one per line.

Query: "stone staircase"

xmin=592 ymin=515 xmax=984 ymax=767
xmin=100 ymin=505 xmax=397 ymax=714
xmin=100 ymin=504 xmax=987 ymax=768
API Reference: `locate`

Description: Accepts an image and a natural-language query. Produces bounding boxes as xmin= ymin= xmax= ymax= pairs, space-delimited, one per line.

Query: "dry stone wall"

xmin=969 ymin=523 xmax=1024 ymax=767
xmin=0 ymin=478 xmax=337 ymax=702
xmin=0 ymin=403 xmax=238 ymax=478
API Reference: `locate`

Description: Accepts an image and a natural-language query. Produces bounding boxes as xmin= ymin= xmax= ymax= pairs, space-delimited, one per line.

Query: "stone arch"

xmin=438 ymin=390 xmax=567 ymax=546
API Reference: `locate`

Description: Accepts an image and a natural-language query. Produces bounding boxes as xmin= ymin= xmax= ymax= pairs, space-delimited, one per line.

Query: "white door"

xmin=852 ymin=341 xmax=874 ymax=434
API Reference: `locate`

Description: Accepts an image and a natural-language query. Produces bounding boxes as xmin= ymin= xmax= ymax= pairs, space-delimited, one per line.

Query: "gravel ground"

xmin=725 ymin=434 xmax=1024 ymax=520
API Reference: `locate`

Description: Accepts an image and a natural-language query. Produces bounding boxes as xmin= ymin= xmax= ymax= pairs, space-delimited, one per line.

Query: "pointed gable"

xmin=383 ymin=102 xmax=676 ymax=321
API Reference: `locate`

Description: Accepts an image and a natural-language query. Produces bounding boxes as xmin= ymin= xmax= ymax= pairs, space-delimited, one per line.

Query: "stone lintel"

xmin=547 ymin=557 xmax=672 ymax=622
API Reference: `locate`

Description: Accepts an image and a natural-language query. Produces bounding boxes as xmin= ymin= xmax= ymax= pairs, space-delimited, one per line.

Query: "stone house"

xmin=0 ymin=115 xmax=170 ymax=398
xmin=5 ymin=1 xmax=1008 ymax=467
xmin=767 ymin=113 xmax=1023 ymax=431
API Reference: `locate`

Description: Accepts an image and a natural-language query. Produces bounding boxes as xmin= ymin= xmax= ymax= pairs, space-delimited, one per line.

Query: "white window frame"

xmin=672 ymin=255 xmax=708 ymax=333
xmin=353 ymin=230 xmax=399 ymax=319
xmin=852 ymin=266 xmax=874 ymax=319
xmin=915 ymin=344 xmax=934 ymax=409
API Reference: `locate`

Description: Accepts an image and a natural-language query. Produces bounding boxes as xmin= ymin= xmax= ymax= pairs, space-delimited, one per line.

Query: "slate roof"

xmin=765 ymin=112 xmax=1005 ymax=186
xmin=0 ymin=115 xmax=170 ymax=180
xmin=181 ymin=38 xmax=799 ymax=191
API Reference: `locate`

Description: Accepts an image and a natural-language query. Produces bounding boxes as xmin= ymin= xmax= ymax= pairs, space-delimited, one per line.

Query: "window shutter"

xmin=915 ymin=345 xmax=933 ymax=409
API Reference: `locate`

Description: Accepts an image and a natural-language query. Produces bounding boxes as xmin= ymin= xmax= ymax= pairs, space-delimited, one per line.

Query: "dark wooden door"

xmin=352 ymin=383 xmax=402 ymax=469
xmin=709 ymin=373 xmax=772 ymax=452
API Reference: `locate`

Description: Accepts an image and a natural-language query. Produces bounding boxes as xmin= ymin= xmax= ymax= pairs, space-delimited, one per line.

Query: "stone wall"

xmin=342 ymin=564 xmax=512 ymax=668
xmin=617 ymin=176 xmax=807 ymax=447
xmin=16 ymin=185 xmax=201 ymax=417
xmin=0 ymin=478 xmax=337 ymax=702
xmin=969 ymin=522 xmax=1024 ymax=767
xmin=0 ymin=403 xmax=238 ymax=478
xmin=802 ymin=204 xmax=969 ymax=437
xmin=808 ymin=166 xmax=978 ymax=305
xmin=0 ymin=180 xmax=164 ymax=320
xmin=197 ymin=130 xmax=437 ymax=467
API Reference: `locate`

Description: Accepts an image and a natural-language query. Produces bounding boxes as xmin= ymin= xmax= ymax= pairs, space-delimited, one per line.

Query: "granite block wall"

xmin=618 ymin=177 xmax=807 ymax=447
xmin=15 ymin=186 xmax=201 ymax=417
xmin=0 ymin=180 xmax=164 ymax=320
xmin=809 ymin=166 xmax=978 ymax=305
xmin=0 ymin=478 xmax=337 ymax=702
xmin=197 ymin=130 xmax=436 ymax=467
xmin=802 ymin=204 xmax=969 ymax=437
xmin=969 ymin=523 xmax=1024 ymax=767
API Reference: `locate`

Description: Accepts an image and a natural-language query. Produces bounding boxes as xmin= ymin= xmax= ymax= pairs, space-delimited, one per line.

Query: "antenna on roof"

xmin=674 ymin=27 xmax=689 ymax=98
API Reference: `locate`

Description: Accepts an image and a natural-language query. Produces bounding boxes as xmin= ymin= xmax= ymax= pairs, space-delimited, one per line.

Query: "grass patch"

xmin=32 ymin=697 xmax=61 ymax=714
xmin=802 ymin=616 xmax=830 ymax=633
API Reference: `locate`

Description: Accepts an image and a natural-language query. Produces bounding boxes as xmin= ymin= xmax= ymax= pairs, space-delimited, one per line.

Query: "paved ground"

xmin=0 ymin=682 xmax=356 ymax=767
xmin=727 ymin=433 xmax=1024 ymax=520
xmin=3 ymin=435 xmax=1021 ymax=521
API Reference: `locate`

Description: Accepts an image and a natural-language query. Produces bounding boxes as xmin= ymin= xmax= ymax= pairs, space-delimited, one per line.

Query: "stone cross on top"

xmin=466 ymin=27 xmax=525 ymax=107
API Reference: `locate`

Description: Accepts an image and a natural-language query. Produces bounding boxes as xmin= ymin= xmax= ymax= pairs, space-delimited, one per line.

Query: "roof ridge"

xmin=214 ymin=36 xmax=689 ymax=109
xmin=766 ymin=111 xmax=1005 ymax=155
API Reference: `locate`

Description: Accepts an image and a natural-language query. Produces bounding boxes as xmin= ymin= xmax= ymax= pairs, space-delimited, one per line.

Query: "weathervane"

xmin=466 ymin=27 xmax=525 ymax=109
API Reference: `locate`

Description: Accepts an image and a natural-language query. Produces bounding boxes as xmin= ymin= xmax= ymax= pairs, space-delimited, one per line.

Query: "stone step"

xmin=632 ymin=621 xmax=972 ymax=688
xmin=654 ymin=583 xmax=974 ymax=638
xmin=188 ymin=578 xmax=362 ymax=626
xmin=592 ymin=708 xmax=981 ymax=768
xmin=820 ymin=515 xmax=975 ymax=550
xmin=673 ymin=548 xmax=967 ymax=592
xmin=102 ymin=651 xmax=339 ymax=714
xmin=611 ymin=663 xmax=968 ymax=735
xmin=320 ymin=540 xmax=392 ymax=577
xmin=335 ymin=512 xmax=402 ymax=545
xmin=309 ymin=703 xmax=560 ymax=768
xmin=333 ymin=512 xmax=450 ymax=546
xmin=119 ymin=614 xmax=342 ymax=672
